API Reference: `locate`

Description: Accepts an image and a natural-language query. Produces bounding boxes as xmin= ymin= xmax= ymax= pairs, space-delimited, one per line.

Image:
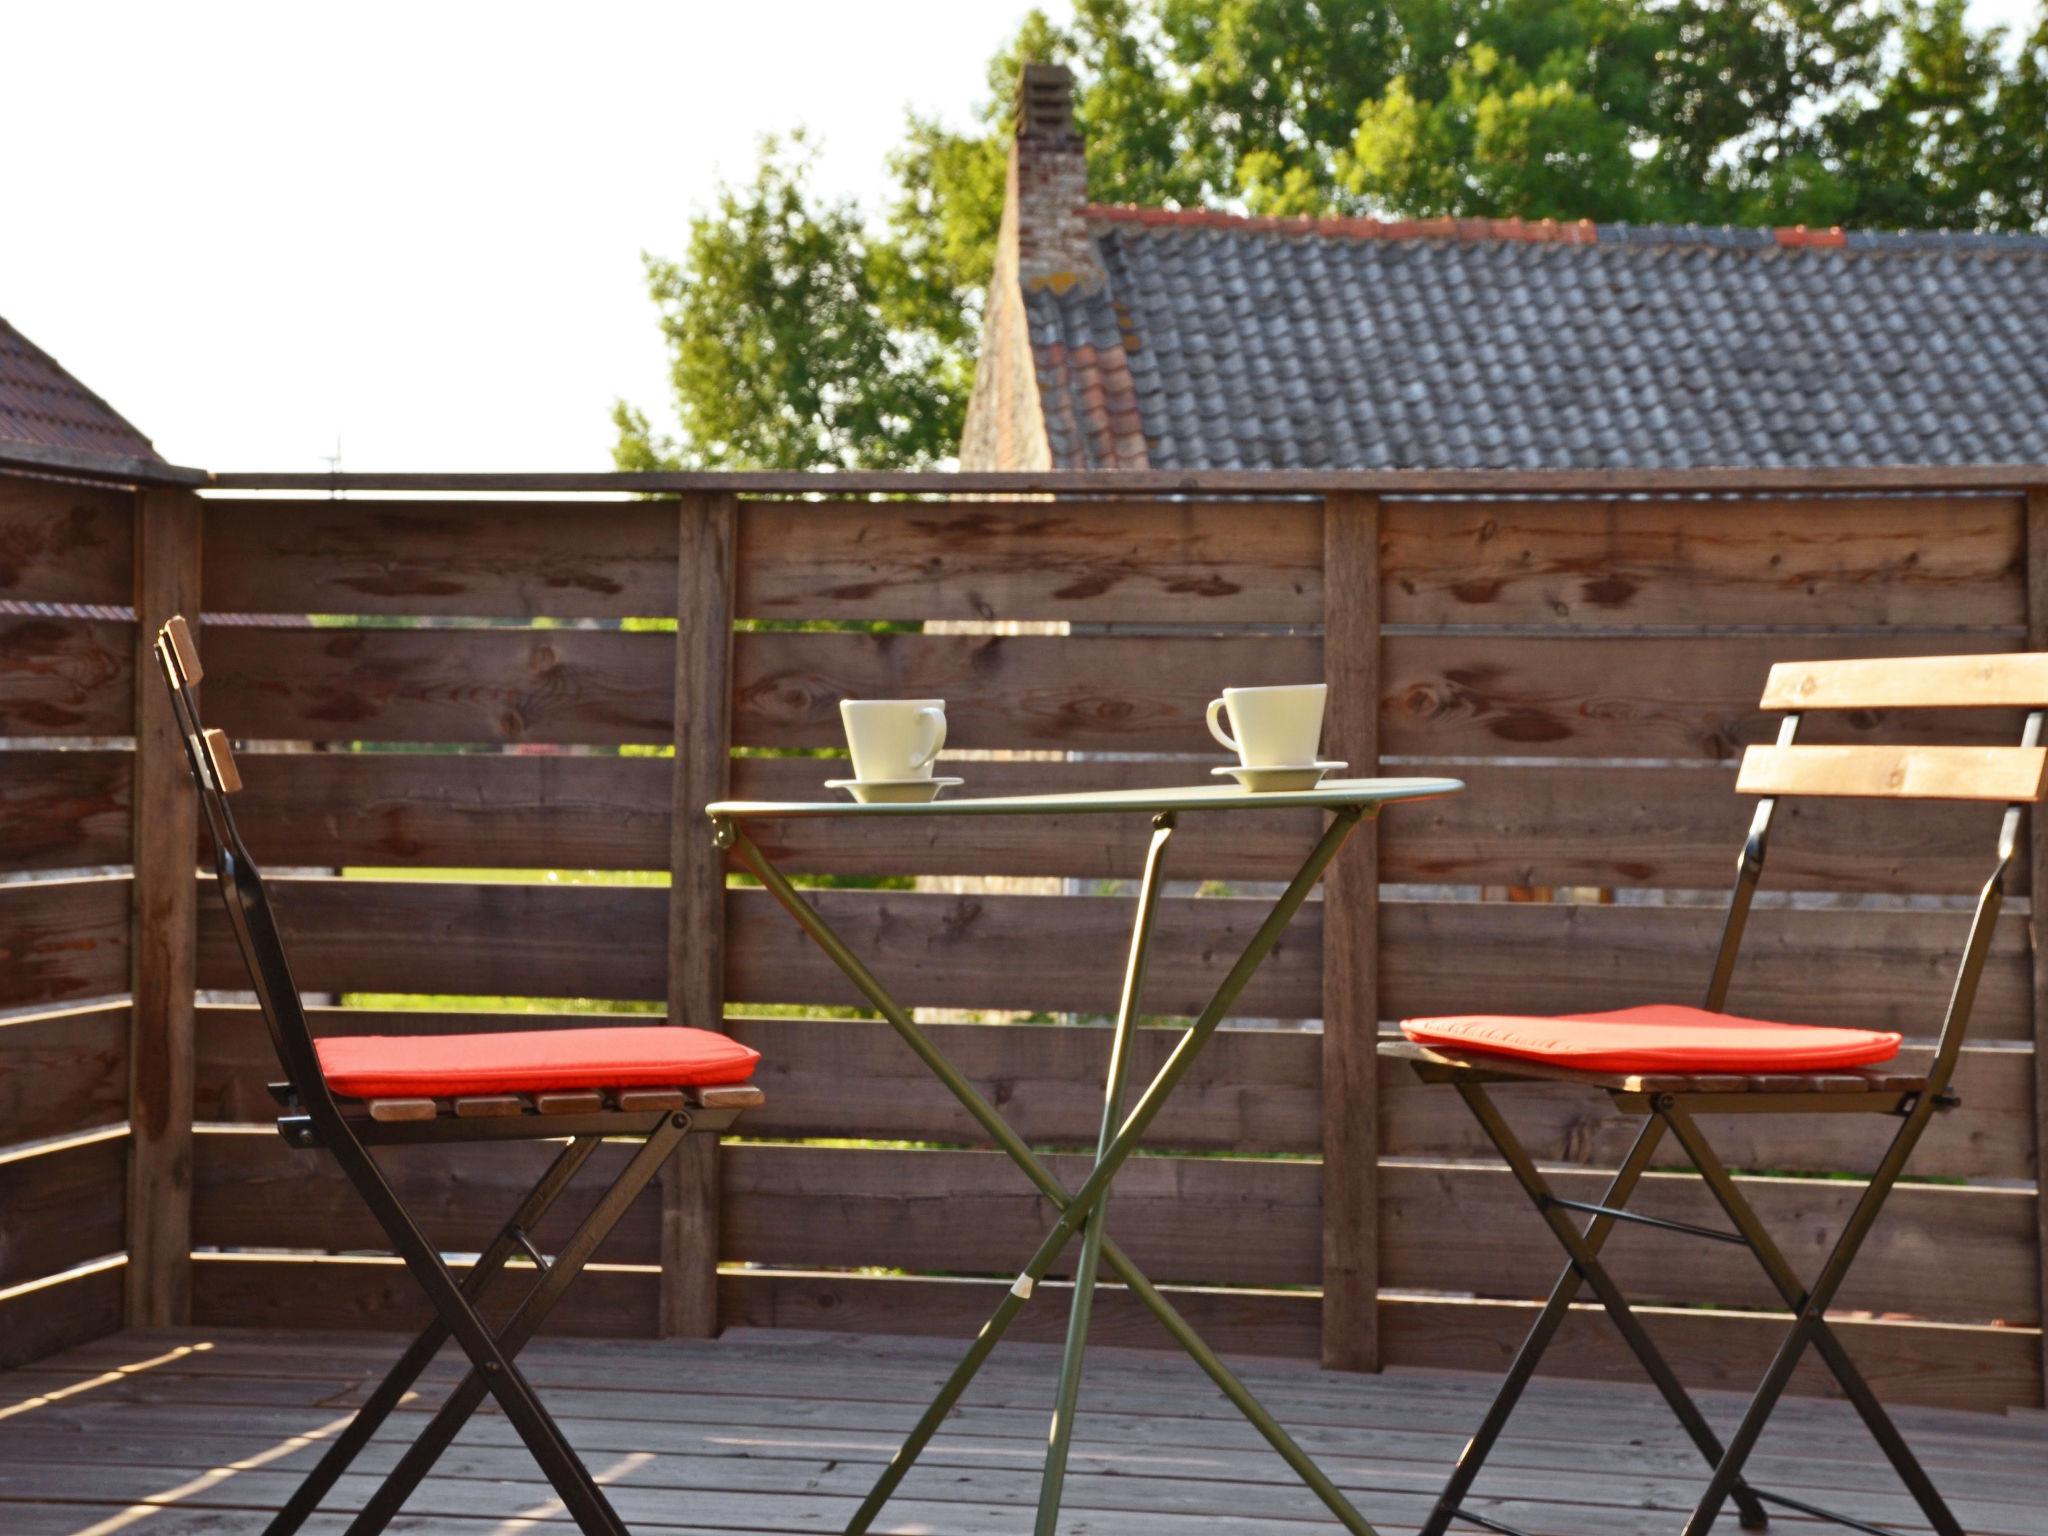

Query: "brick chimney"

xmin=1011 ymin=64 xmax=1102 ymax=289
xmin=959 ymin=64 xmax=1101 ymax=469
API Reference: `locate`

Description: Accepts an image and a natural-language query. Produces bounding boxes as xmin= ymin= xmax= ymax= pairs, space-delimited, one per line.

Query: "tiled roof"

xmin=1022 ymin=208 xmax=2048 ymax=470
xmin=0 ymin=316 xmax=162 ymax=464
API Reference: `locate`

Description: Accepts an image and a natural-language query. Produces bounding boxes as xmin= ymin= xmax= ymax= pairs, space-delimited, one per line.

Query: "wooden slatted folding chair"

xmin=155 ymin=616 xmax=764 ymax=1536
xmin=1382 ymin=653 xmax=2048 ymax=1536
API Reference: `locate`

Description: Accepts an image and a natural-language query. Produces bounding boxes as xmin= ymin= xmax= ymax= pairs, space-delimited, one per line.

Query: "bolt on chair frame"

xmin=1385 ymin=654 xmax=2048 ymax=1536
xmin=157 ymin=617 xmax=753 ymax=1536
xmin=706 ymin=775 xmax=1461 ymax=1536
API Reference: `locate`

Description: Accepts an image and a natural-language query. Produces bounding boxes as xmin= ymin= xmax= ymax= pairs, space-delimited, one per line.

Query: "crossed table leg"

xmin=721 ymin=806 xmax=1382 ymax=1536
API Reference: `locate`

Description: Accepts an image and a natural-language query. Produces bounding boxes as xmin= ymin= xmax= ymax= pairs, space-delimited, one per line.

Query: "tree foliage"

xmin=620 ymin=0 xmax=2048 ymax=470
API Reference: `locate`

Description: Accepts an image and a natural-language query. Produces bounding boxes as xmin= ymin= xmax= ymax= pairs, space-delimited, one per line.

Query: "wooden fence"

xmin=3 ymin=452 xmax=2046 ymax=1413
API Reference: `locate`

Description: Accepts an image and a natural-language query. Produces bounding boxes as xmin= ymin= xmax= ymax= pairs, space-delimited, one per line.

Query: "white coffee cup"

xmin=1205 ymin=684 xmax=1327 ymax=767
xmin=840 ymin=698 xmax=947 ymax=781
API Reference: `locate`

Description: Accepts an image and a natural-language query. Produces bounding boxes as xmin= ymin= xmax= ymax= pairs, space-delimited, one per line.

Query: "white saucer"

xmin=1211 ymin=760 xmax=1347 ymax=793
xmin=825 ymin=776 xmax=965 ymax=805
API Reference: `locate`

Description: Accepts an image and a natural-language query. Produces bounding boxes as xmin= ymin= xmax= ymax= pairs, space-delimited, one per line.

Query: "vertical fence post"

xmin=1320 ymin=491 xmax=1381 ymax=1371
xmin=127 ymin=486 xmax=202 ymax=1327
xmin=662 ymin=491 xmax=738 ymax=1338
xmin=2029 ymin=485 xmax=2048 ymax=1407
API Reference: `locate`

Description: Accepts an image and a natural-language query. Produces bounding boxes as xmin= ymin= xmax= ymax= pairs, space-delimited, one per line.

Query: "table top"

xmin=706 ymin=775 xmax=1464 ymax=820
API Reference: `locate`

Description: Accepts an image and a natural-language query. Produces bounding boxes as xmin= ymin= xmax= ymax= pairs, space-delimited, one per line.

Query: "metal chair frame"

xmin=1389 ymin=692 xmax=2043 ymax=1536
xmin=155 ymin=617 xmax=747 ymax=1536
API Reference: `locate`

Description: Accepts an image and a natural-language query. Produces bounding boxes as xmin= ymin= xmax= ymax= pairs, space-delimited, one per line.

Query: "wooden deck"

xmin=0 ymin=1328 xmax=2041 ymax=1534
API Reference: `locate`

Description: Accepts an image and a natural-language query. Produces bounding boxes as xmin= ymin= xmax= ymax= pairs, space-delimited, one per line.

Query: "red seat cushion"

xmin=317 ymin=1026 xmax=761 ymax=1099
xmin=1400 ymin=1004 xmax=1900 ymax=1074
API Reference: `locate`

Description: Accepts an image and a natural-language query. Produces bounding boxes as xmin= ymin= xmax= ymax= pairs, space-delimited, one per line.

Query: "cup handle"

xmin=1205 ymin=697 xmax=1240 ymax=755
xmin=910 ymin=706 xmax=947 ymax=771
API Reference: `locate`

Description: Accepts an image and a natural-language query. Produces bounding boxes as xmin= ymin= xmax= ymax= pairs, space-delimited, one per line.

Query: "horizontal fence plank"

xmin=731 ymin=755 xmax=1323 ymax=882
xmin=226 ymin=750 xmax=671 ymax=871
xmin=196 ymin=878 xmax=669 ymax=1002
xmin=228 ymin=750 xmax=1327 ymax=883
xmin=220 ymin=747 xmax=2021 ymax=894
xmin=196 ymin=623 xmax=2019 ymax=759
xmin=0 ymin=1259 xmax=124 ymax=1369
xmin=203 ymin=625 xmax=674 ymax=745
xmin=0 ymin=617 xmax=132 ymax=736
xmin=1384 ymin=760 xmax=2014 ymax=895
xmin=1380 ymin=495 xmax=2025 ymax=629
xmin=187 ymin=1129 xmax=2026 ymax=1346
xmin=737 ymin=498 xmax=1323 ymax=624
xmin=735 ymin=630 xmax=1320 ymax=754
xmin=191 ymin=1254 xmax=657 ymax=1338
xmin=200 ymin=880 xmax=2027 ymax=1038
xmin=719 ymin=1270 xmax=1319 ymax=1360
xmin=0 ymin=1003 xmax=130 ymax=1146
xmin=722 ymin=1145 xmax=1319 ymax=1288
xmin=0 ymin=1133 xmax=126 ymax=1289
xmin=196 ymin=465 xmax=2048 ymax=495
xmin=1381 ymin=1296 xmax=2037 ymax=1412
xmin=0 ymin=476 xmax=134 ymax=607
xmin=735 ymin=629 xmax=2018 ymax=759
xmin=191 ymin=1129 xmax=657 ymax=1262
xmin=727 ymin=887 xmax=1323 ymax=1019
xmin=0 ymin=875 xmax=130 ymax=1010
xmin=201 ymin=499 xmax=681 ymax=618
xmin=1382 ymin=899 xmax=2033 ymax=1038
xmin=0 ymin=751 xmax=131 ymax=872
xmin=1383 ymin=631 xmax=2019 ymax=760
xmin=1382 ymin=1041 xmax=2034 ymax=1182
xmin=1384 ymin=1161 xmax=2036 ymax=1326
xmin=729 ymin=1016 xmax=1321 ymax=1154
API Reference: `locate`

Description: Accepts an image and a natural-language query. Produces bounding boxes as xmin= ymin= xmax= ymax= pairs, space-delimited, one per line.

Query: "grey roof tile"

xmin=1017 ymin=217 xmax=2048 ymax=469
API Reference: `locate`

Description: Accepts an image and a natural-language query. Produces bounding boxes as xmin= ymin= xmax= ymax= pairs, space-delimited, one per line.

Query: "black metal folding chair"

xmin=1382 ymin=652 xmax=2047 ymax=1536
xmin=156 ymin=616 xmax=764 ymax=1536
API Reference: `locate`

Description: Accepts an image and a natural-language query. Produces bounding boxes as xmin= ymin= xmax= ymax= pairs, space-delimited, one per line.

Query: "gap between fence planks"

xmin=127 ymin=486 xmax=200 ymax=1329
xmin=2028 ymin=484 xmax=2048 ymax=1407
xmin=1320 ymin=492 xmax=1380 ymax=1371
xmin=663 ymin=491 xmax=737 ymax=1338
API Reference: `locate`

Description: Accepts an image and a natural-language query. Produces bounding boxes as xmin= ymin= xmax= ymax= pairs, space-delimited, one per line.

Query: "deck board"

xmin=0 ymin=1329 xmax=2041 ymax=1534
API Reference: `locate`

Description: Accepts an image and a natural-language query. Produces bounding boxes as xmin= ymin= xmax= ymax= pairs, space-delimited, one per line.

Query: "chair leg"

xmin=1418 ymin=1113 xmax=1668 ymax=1536
xmin=340 ymin=1116 xmax=687 ymax=1536
xmin=1660 ymin=1102 xmax=1964 ymax=1536
xmin=1453 ymin=1084 xmax=1772 ymax=1533
xmin=263 ymin=1135 xmax=604 ymax=1536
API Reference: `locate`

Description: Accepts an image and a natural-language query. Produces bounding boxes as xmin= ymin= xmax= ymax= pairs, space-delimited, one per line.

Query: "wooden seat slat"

xmin=365 ymin=1098 xmax=438 ymax=1123
xmin=452 ymin=1094 xmax=528 ymax=1118
xmin=691 ymin=1083 xmax=765 ymax=1110
xmin=615 ymin=1088 xmax=688 ymax=1113
xmin=533 ymin=1090 xmax=605 ymax=1116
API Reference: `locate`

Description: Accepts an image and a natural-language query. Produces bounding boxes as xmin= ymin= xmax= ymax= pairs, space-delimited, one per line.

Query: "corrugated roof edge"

xmin=1080 ymin=204 xmax=2048 ymax=255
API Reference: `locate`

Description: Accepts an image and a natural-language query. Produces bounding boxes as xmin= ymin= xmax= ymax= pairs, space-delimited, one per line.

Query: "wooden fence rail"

xmin=4 ymin=459 xmax=2047 ymax=1413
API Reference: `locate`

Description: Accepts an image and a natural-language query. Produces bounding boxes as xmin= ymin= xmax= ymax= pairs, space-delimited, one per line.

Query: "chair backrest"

xmin=1711 ymin=652 xmax=2048 ymax=1088
xmin=154 ymin=617 xmax=331 ymax=1111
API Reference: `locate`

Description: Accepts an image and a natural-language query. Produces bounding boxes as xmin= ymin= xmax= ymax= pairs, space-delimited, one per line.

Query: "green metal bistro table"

xmin=705 ymin=776 xmax=1463 ymax=1536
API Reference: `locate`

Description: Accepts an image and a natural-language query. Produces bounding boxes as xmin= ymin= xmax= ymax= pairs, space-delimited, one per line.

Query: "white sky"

xmin=4 ymin=0 xmax=2036 ymax=475
xmin=3 ymin=0 xmax=1057 ymax=473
